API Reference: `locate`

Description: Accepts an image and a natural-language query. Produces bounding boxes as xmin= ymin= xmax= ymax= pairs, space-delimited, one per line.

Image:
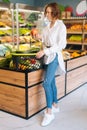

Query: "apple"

xmin=31 ymin=28 xmax=38 ymax=37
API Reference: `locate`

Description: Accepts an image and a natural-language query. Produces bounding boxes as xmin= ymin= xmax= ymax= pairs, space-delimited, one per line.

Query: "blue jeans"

xmin=43 ymin=55 xmax=59 ymax=108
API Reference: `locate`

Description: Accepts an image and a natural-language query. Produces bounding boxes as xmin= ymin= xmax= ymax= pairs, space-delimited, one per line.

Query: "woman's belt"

xmin=46 ymin=46 xmax=51 ymax=48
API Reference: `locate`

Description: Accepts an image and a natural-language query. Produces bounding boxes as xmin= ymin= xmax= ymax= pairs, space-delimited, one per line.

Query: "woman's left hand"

xmin=36 ymin=50 xmax=44 ymax=59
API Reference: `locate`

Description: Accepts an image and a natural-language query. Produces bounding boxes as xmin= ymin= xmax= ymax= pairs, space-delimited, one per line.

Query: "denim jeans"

xmin=43 ymin=54 xmax=59 ymax=108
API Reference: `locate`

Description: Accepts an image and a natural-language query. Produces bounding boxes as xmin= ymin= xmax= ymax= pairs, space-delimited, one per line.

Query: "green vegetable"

xmin=0 ymin=57 xmax=12 ymax=68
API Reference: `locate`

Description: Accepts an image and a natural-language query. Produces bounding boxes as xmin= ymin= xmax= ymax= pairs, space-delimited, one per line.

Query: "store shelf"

xmin=67 ymin=41 xmax=82 ymax=45
xmin=64 ymin=18 xmax=87 ymax=50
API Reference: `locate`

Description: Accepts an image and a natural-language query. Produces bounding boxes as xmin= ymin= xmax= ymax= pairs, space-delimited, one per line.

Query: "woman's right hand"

xmin=35 ymin=33 xmax=42 ymax=41
xmin=36 ymin=50 xmax=44 ymax=59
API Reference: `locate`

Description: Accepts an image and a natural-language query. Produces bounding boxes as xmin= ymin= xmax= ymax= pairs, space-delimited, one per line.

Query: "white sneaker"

xmin=41 ymin=112 xmax=55 ymax=126
xmin=52 ymin=106 xmax=60 ymax=113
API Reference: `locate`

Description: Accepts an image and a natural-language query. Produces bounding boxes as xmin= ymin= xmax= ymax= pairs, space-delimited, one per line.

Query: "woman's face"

xmin=45 ymin=7 xmax=53 ymax=21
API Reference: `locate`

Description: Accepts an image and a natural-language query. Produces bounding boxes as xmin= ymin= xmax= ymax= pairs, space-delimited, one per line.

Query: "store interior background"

xmin=0 ymin=0 xmax=82 ymax=16
xmin=0 ymin=1 xmax=87 ymax=129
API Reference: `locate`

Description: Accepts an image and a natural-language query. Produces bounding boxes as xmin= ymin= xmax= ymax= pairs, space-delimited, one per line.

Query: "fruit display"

xmin=18 ymin=44 xmax=30 ymax=51
xmin=0 ymin=44 xmax=12 ymax=68
xmin=0 ymin=21 xmax=6 ymax=28
xmin=84 ymin=24 xmax=87 ymax=30
xmin=69 ymin=24 xmax=82 ymax=31
xmin=11 ymin=54 xmax=43 ymax=71
xmin=63 ymin=50 xmax=87 ymax=59
xmin=0 ymin=44 xmax=12 ymax=56
xmin=85 ymin=38 xmax=87 ymax=43
xmin=65 ymin=23 xmax=83 ymax=32
xmin=0 ymin=56 xmax=12 ymax=68
xmin=64 ymin=18 xmax=87 ymax=52
xmin=0 ymin=9 xmax=13 ymax=44
xmin=17 ymin=57 xmax=42 ymax=71
xmin=0 ymin=43 xmax=43 ymax=71
xmin=0 ymin=3 xmax=87 ymax=72
xmin=68 ymin=35 xmax=82 ymax=42
xmin=70 ymin=51 xmax=80 ymax=58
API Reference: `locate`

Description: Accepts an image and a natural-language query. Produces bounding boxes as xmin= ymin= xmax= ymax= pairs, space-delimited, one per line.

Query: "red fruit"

xmin=30 ymin=59 xmax=36 ymax=64
xmin=31 ymin=28 xmax=38 ymax=36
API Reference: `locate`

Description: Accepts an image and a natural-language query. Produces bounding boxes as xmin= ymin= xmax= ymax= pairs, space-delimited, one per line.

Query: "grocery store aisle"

xmin=0 ymin=84 xmax=87 ymax=130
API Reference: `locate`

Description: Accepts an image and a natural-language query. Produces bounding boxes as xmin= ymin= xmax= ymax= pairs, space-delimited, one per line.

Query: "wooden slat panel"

xmin=0 ymin=83 xmax=26 ymax=117
xmin=28 ymin=84 xmax=46 ymax=116
xmin=0 ymin=69 xmax=25 ymax=87
xmin=56 ymin=75 xmax=65 ymax=98
xmin=28 ymin=69 xmax=44 ymax=86
xmin=67 ymin=65 xmax=87 ymax=93
xmin=67 ymin=56 xmax=87 ymax=71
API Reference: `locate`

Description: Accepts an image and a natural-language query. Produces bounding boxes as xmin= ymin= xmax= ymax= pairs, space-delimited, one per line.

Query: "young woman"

xmin=36 ymin=2 xmax=67 ymax=126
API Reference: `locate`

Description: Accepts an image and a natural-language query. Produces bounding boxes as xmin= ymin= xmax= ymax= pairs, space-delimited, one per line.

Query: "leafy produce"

xmin=0 ymin=44 xmax=12 ymax=56
xmin=27 ymin=13 xmax=39 ymax=22
xmin=0 ymin=57 xmax=12 ymax=67
xmin=58 ymin=4 xmax=65 ymax=13
xmin=19 ymin=28 xmax=30 ymax=35
xmin=14 ymin=12 xmax=25 ymax=23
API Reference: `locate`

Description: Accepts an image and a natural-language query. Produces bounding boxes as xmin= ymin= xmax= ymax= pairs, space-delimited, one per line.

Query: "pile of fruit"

xmin=68 ymin=24 xmax=82 ymax=31
xmin=70 ymin=51 xmax=86 ymax=58
xmin=62 ymin=50 xmax=87 ymax=60
xmin=10 ymin=46 xmax=43 ymax=71
xmin=68 ymin=35 xmax=82 ymax=42
xmin=17 ymin=57 xmax=42 ymax=71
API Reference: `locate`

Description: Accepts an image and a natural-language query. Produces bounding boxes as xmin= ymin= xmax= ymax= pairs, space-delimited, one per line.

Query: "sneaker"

xmin=41 ymin=112 xmax=55 ymax=126
xmin=52 ymin=106 xmax=60 ymax=113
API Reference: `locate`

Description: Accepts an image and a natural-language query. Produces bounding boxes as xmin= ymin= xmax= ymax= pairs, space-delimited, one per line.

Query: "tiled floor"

xmin=0 ymin=84 xmax=87 ymax=130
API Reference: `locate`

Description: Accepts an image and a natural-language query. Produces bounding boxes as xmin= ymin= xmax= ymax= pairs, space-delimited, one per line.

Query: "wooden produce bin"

xmin=0 ymin=55 xmax=87 ymax=119
xmin=0 ymin=69 xmax=44 ymax=119
xmin=0 ymin=68 xmax=65 ymax=119
xmin=66 ymin=55 xmax=87 ymax=94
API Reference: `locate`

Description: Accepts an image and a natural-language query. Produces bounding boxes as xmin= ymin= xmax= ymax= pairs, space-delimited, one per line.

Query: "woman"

xmin=36 ymin=2 xmax=67 ymax=126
